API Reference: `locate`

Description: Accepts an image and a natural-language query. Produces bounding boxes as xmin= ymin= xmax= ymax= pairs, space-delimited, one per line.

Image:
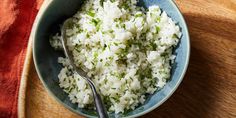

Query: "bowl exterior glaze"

xmin=33 ymin=0 xmax=190 ymax=117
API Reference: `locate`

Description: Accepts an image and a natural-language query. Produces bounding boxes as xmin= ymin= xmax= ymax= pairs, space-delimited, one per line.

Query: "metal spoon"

xmin=61 ymin=18 xmax=109 ymax=118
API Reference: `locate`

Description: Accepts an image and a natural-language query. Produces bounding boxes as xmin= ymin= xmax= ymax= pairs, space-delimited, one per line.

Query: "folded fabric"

xmin=0 ymin=0 xmax=43 ymax=117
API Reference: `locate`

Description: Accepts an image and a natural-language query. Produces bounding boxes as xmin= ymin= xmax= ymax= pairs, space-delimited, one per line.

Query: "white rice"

xmin=50 ymin=0 xmax=181 ymax=114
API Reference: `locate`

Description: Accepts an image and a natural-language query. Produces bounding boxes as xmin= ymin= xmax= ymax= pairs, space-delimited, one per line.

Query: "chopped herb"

xmin=91 ymin=18 xmax=101 ymax=26
xmin=161 ymin=52 xmax=168 ymax=57
xmin=122 ymin=24 xmax=126 ymax=29
xmin=135 ymin=14 xmax=142 ymax=17
xmin=109 ymin=30 xmax=114 ymax=33
xmin=87 ymin=10 xmax=95 ymax=17
xmin=78 ymin=29 xmax=83 ymax=33
xmin=116 ymin=24 xmax=119 ymax=27
xmin=114 ymin=42 xmax=119 ymax=46
xmin=125 ymin=39 xmax=132 ymax=48
xmin=150 ymin=41 xmax=157 ymax=50
xmin=156 ymin=26 xmax=160 ymax=33
xmin=138 ymin=66 xmax=152 ymax=80
xmin=156 ymin=17 xmax=161 ymax=22
xmin=172 ymin=33 xmax=178 ymax=39
xmin=104 ymin=79 xmax=108 ymax=84
xmin=105 ymin=62 xmax=110 ymax=66
xmin=122 ymin=3 xmax=129 ymax=10
xmin=123 ymin=108 xmax=132 ymax=115
xmin=130 ymin=77 xmax=133 ymax=81
xmin=133 ymin=42 xmax=142 ymax=47
xmin=150 ymin=13 xmax=153 ymax=17
xmin=94 ymin=52 xmax=98 ymax=59
xmin=103 ymin=96 xmax=112 ymax=108
xmin=116 ymin=58 xmax=127 ymax=65
xmin=86 ymin=33 xmax=90 ymax=38
xmin=114 ymin=18 xmax=118 ymax=22
xmin=103 ymin=44 xmax=107 ymax=50
xmin=108 ymin=56 xmax=113 ymax=60
xmin=96 ymin=21 xmax=102 ymax=31
xmin=100 ymin=0 xmax=104 ymax=6
xmin=120 ymin=72 xmax=126 ymax=78
xmin=114 ymin=18 xmax=123 ymax=23
xmin=111 ymin=97 xmax=120 ymax=102
xmin=117 ymin=48 xmax=129 ymax=59
xmin=74 ymin=44 xmax=81 ymax=52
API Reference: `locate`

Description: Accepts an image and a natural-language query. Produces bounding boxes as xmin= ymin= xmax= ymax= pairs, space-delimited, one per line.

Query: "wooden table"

xmin=18 ymin=0 xmax=236 ymax=118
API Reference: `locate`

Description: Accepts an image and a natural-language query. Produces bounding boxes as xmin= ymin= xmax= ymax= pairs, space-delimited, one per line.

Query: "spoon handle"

xmin=62 ymin=18 xmax=108 ymax=118
xmin=89 ymin=84 xmax=109 ymax=118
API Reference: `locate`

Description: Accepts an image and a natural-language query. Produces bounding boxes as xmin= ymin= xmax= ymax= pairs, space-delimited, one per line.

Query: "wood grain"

xmin=19 ymin=0 xmax=236 ymax=118
xmin=25 ymin=61 xmax=80 ymax=118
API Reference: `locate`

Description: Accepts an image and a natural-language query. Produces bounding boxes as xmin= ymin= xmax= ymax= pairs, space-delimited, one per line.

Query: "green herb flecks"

xmin=172 ymin=33 xmax=178 ymax=39
xmin=100 ymin=0 xmax=104 ymax=6
xmin=94 ymin=52 xmax=98 ymax=59
xmin=87 ymin=10 xmax=95 ymax=17
xmin=91 ymin=18 xmax=102 ymax=30
xmin=116 ymin=58 xmax=127 ymax=66
xmin=111 ymin=96 xmax=120 ymax=102
xmin=150 ymin=41 xmax=157 ymax=50
xmin=156 ymin=26 xmax=160 ymax=33
xmin=117 ymin=47 xmax=129 ymax=59
xmin=138 ymin=66 xmax=152 ymax=80
xmin=122 ymin=24 xmax=126 ymax=29
xmin=156 ymin=17 xmax=161 ymax=22
xmin=135 ymin=13 xmax=142 ymax=18
xmin=74 ymin=44 xmax=82 ymax=52
xmin=121 ymin=2 xmax=129 ymax=10
xmin=110 ymin=0 xmax=115 ymax=3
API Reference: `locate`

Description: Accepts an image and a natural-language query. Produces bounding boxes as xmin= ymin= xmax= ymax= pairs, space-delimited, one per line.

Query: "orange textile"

xmin=0 ymin=0 xmax=43 ymax=117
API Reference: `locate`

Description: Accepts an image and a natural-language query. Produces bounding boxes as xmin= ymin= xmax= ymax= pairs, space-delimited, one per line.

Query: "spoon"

xmin=61 ymin=18 xmax=109 ymax=118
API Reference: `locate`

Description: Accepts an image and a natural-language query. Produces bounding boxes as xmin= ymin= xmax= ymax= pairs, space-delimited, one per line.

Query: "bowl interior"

xmin=33 ymin=0 xmax=189 ymax=117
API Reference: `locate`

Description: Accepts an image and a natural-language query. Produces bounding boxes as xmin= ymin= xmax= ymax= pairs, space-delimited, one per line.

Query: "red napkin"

xmin=0 ymin=0 xmax=43 ymax=117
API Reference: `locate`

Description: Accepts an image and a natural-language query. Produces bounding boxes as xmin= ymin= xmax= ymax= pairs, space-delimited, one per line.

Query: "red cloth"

xmin=0 ymin=0 xmax=43 ymax=117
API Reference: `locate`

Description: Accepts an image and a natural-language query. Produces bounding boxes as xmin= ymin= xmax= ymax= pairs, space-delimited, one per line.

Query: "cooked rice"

xmin=50 ymin=0 xmax=181 ymax=113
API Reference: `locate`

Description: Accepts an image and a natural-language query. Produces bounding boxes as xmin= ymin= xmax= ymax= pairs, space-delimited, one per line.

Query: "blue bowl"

xmin=33 ymin=0 xmax=190 ymax=117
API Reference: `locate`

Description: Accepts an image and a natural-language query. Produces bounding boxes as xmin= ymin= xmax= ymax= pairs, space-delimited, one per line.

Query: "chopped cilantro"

xmin=94 ymin=52 xmax=98 ymax=59
xmin=122 ymin=24 xmax=126 ymax=29
xmin=135 ymin=14 xmax=142 ymax=17
xmin=150 ymin=41 xmax=157 ymax=50
xmin=116 ymin=58 xmax=127 ymax=65
xmin=156 ymin=26 xmax=160 ymax=33
xmin=122 ymin=2 xmax=129 ymax=10
xmin=156 ymin=17 xmax=161 ymax=22
xmin=111 ymin=97 xmax=120 ymax=102
xmin=172 ymin=33 xmax=178 ymax=39
xmin=86 ymin=33 xmax=90 ymax=38
xmin=87 ymin=10 xmax=95 ymax=17
xmin=100 ymin=0 xmax=104 ymax=6
xmin=110 ymin=0 xmax=115 ymax=3
xmin=114 ymin=42 xmax=119 ymax=46
xmin=103 ymin=44 xmax=107 ymax=50
xmin=91 ymin=18 xmax=101 ymax=26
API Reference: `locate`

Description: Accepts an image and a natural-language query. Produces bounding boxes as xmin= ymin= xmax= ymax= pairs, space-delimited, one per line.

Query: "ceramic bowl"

xmin=33 ymin=0 xmax=190 ymax=117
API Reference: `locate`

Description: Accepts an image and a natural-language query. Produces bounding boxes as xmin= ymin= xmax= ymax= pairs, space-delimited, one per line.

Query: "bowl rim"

xmin=32 ymin=0 xmax=190 ymax=117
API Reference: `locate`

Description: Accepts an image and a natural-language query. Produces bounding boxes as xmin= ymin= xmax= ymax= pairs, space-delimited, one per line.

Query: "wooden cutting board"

xmin=18 ymin=0 xmax=236 ymax=118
